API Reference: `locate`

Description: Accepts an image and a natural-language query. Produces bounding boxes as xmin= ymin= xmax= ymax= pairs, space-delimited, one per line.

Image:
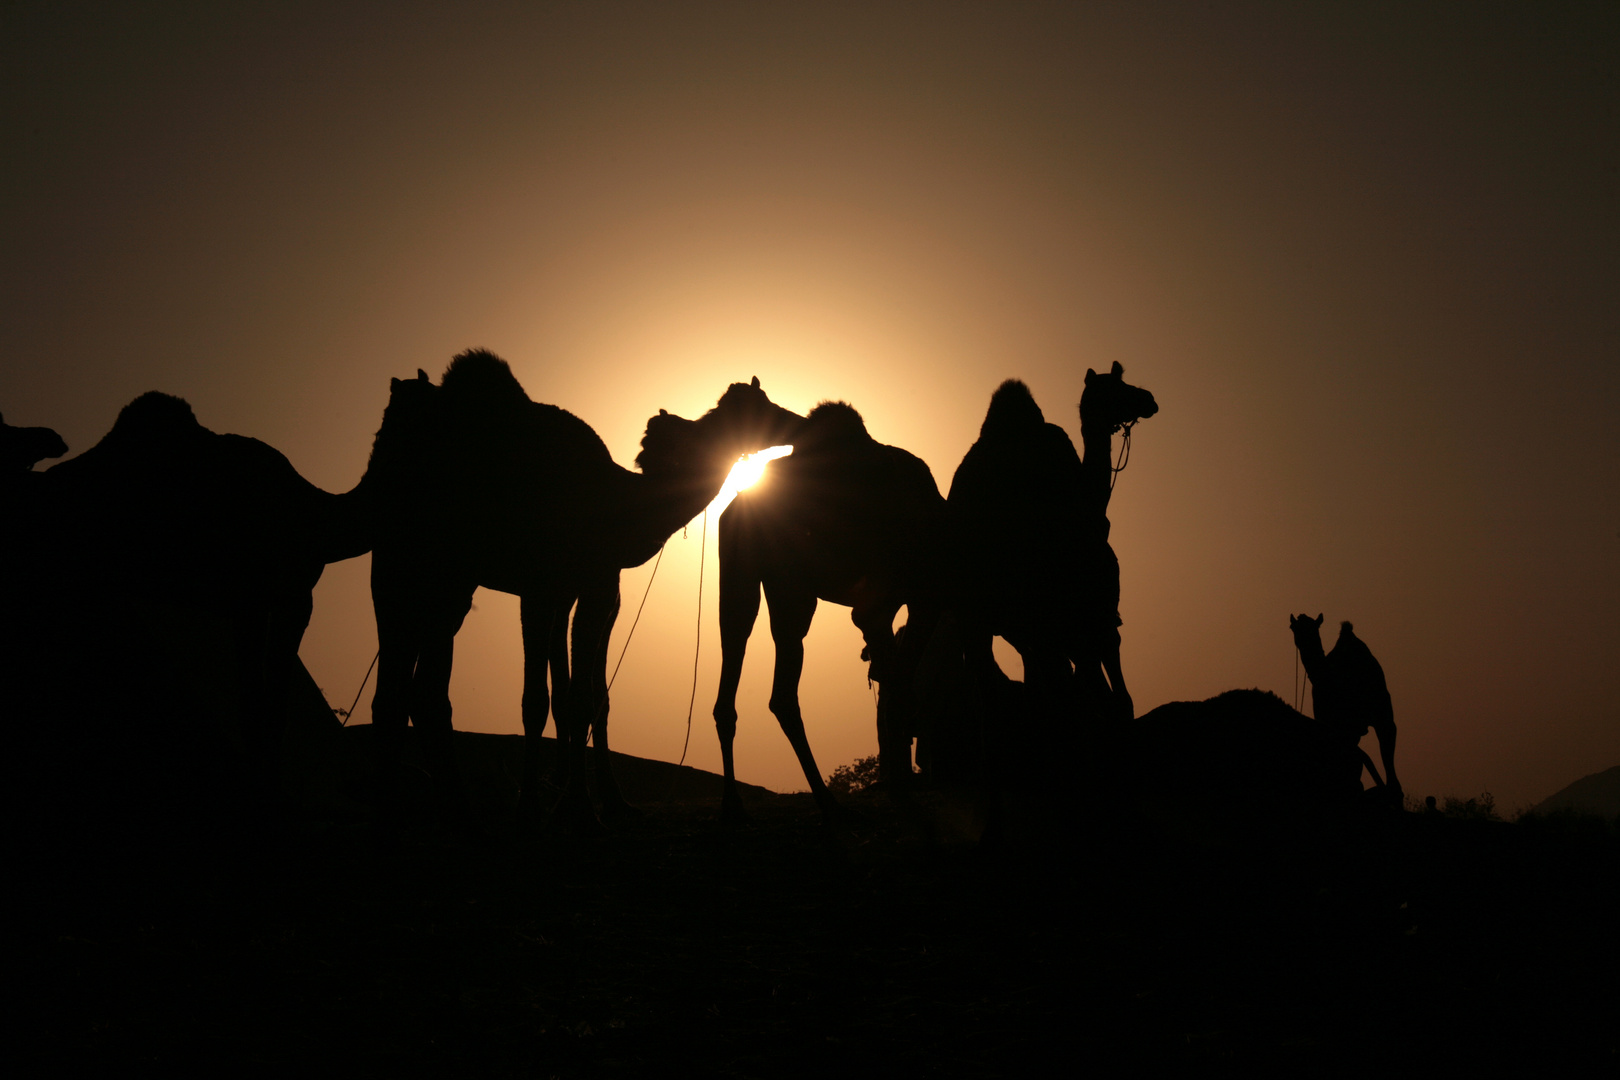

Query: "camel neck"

xmin=1078 ymin=414 xmax=1117 ymax=510
xmin=629 ymin=411 xmax=738 ymax=547
xmin=1296 ymin=639 xmax=1327 ymax=679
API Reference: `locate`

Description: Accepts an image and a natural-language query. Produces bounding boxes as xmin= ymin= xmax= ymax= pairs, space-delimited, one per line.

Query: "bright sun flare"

xmin=713 ymin=445 xmax=794 ymax=511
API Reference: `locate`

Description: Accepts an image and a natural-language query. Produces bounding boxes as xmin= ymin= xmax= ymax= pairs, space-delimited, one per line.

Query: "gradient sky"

xmin=6 ymin=3 xmax=1616 ymax=810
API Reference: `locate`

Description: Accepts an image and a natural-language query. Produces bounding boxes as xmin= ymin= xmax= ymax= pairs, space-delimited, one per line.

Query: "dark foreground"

xmin=14 ymin=728 xmax=1620 ymax=1076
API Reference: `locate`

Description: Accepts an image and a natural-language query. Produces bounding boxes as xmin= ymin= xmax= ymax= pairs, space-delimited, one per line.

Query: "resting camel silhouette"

xmin=947 ymin=363 xmax=1158 ymax=727
xmin=1289 ymin=614 xmax=1401 ymax=798
xmin=363 ymin=350 xmax=800 ymax=829
xmin=7 ymin=392 xmax=369 ymax=822
xmin=712 ymin=400 xmax=948 ymax=821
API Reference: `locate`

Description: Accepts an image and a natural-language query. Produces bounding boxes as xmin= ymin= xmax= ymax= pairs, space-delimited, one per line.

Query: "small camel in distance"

xmin=1289 ymin=613 xmax=1401 ymax=799
xmin=712 ymin=399 xmax=949 ymax=821
xmin=362 ymin=351 xmax=802 ymax=830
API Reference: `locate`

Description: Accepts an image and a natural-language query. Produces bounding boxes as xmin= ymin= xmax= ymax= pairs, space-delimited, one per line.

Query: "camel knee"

xmin=713 ymin=706 xmax=738 ymax=742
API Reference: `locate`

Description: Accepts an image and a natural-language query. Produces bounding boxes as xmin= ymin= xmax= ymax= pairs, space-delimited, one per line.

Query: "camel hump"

xmin=108 ymin=392 xmax=200 ymax=441
xmin=980 ymin=379 xmax=1044 ymax=437
xmin=441 ymin=348 xmax=531 ymax=406
xmin=806 ymin=400 xmax=867 ymax=439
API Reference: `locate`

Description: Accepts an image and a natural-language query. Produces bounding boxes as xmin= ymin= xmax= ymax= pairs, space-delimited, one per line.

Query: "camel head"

xmin=1289 ymin=612 xmax=1326 ymax=656
xmin=637 ymin=377 xmax=801 ymax=476
xmin=366 ymin=369 xmax=441 ymax=477
xmin=1 ymin=411 xmax=69 ymax=472
xmin=1081 ymin=361 xmax=1159 ymax=434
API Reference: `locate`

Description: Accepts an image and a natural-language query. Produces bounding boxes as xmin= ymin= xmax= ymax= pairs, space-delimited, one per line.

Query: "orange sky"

xmin=6 ymin=3 xmax=1616 ymax=810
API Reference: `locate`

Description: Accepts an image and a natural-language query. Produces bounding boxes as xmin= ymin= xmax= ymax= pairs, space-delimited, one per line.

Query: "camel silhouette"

xmin=947 ymin=364 xmax=1158 ymax=728
xmin=362 ymin=351 xmax=800 ymax=829
xmin=712 ymin=400 xmax=948 ymax=821
xmin=5 ymin=392 xmax=369 ymax=829
xmin=1 ymin=411 xmax=68 ymax=473
xmin=1289 ymin=614 xmax=1401 ymax=798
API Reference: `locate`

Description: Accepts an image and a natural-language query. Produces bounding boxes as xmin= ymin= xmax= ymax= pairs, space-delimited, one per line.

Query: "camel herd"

xmin=1 ymin=351 xmax=1399 ymax=832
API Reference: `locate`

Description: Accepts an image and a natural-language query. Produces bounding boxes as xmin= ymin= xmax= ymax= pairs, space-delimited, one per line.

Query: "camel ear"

xmin=751 ymin=376 xmax=760 ymax=389
xmin=1111 ymin=361 xmax=1124 ymax=376
xmin=417 ymin=369 xmax=429 ymax=382
xmin=390 ymin=377 xmax=401 ymax=389
xmin=659 ymin=409 xmax=668 ymax=416
xmin=1313 ymin=614 xmax=1324 ymax=627
xmin=1085 ymin=368 xmax=1097 ymax=383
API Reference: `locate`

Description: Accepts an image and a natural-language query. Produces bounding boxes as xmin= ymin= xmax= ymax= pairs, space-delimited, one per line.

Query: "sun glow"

xmin=710 ymin=444 xmax=794 ymax=514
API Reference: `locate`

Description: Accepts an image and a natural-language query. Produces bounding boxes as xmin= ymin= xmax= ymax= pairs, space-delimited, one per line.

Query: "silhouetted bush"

xmin=1442 ymin=791 xmax=1500 ymax=821
xmin=827 ymin=755 xmax=881 ymax=796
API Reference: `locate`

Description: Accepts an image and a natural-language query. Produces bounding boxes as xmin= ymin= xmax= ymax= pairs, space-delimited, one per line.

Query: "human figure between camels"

xmin=362 ymin=350 xmax=801 ymax=832
xmin=1289 ymin=613 xmax=1402 ymax=801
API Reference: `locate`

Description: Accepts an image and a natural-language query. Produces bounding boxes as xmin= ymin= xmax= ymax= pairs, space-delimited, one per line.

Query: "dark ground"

xmin=12 ymin=723 xmax=1620 ymax=1076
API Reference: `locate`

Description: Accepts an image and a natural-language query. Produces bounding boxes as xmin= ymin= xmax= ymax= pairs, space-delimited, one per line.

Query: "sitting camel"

xmin=1289 ymin=614 xmax=1401 ymax=798
xmin=1 ymin=411 xmax=68 ymax=473
xmin=947 ymin=364 xmax=1158 ymax=729
xmin=5 ymin=392 xmax=369 ymax=829
xmin=362 ymin=351 xmax=800 ymax=829
xmin=712 ymin=399 xmax=949 ymax=820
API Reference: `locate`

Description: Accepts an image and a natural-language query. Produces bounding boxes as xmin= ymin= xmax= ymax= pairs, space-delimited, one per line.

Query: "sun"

xmin=711 ymin=444 xmax=793 ymax=514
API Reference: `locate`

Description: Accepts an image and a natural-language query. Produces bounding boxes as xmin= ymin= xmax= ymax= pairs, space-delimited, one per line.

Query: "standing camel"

xmin=947 ymin=364 xmax=1158 ymax=728
xmin=1289 ymin=614 xmax=1401 ymax=798
xmin=712 ymin=400 xmax=949 ymax=821
xmin=363 ymin=350 xmax=800 ymax=829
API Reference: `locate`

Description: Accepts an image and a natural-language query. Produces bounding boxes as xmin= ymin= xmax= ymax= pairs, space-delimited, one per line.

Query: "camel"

xmin=1289 ymin=614 xmax=1401 ymax=798
xmin=946 ymin=364 xmax=1158 ymax=729
xmin=362 ymin=350 xmax=800 ymax=829
xmin=4 ymin=392 xmax=370 ymax=830
xmin=1 ymin=411 xmax=68 ymax=473
xmin=711 ymin=400 xmax=949 ymax=821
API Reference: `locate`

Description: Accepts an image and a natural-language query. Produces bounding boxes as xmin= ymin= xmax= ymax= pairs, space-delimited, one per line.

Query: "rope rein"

xmin=1108 ymin=419 xmax=1136 ymax=495
xmin=605 ymin=539 xmax=666 ymax=696
xmin=339 ymin=648 xmax=380 ymax=727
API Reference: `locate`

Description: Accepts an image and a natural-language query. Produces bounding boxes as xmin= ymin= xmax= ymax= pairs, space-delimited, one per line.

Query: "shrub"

xmin=1441 ymin=791 xmax=1501 ymax=821
xmin=827 ymin=755 xmax=881 ymax=796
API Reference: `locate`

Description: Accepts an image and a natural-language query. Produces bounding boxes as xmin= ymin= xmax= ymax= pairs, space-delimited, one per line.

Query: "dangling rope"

xmin=605 ymin=539 xmax=667 ymax=695
xmin=340 ymin=649 xmax=380 ymax=727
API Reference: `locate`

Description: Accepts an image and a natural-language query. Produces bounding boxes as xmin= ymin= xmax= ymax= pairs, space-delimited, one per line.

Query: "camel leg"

xmin=1375 ymin=715 xmax=1400 ymax=798
xmin=763 ymin=580 xmax=839 ymax=819
xmin=517 ymin=594 xmax=561 ymax=821
xmin=545 ymin=602 xmax=571 ymax=789
xmin=1101 ymin=642 xmax=1135 ymax=723
xmin=409 ymin=594 xmax=473 ymax=827
xmin=713 ymin=535 xmax=762 ymax=824
xmin=369 ymin=556 xmax=422 ymax=833
xmin=570 ymin=568 xmax=626 ymax=825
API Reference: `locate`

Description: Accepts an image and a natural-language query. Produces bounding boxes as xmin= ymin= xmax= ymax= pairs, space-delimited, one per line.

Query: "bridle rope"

xmin=1109 ymin=419 xmax=1137 ymax=495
